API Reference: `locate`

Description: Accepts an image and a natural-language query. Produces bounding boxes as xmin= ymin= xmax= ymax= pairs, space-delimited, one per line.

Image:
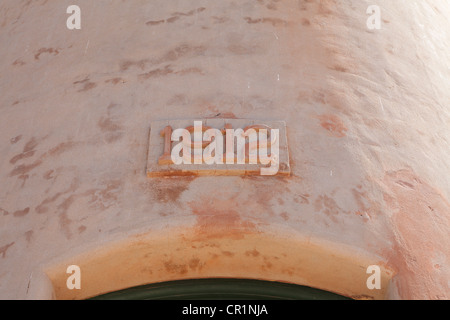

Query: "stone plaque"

xmin=146 ymin=119 xmax=290 ymax=177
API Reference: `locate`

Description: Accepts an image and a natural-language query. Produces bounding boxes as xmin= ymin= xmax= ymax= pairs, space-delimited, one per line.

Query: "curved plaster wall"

xmin=0 ymin=0 xmax=449 ymax=299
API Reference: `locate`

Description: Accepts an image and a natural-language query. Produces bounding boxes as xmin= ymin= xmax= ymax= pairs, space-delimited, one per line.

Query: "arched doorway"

xmin=90 ymin=278 xmax=350 ymax=300
xmin=38 ymin=225 xmax=394 ymax=300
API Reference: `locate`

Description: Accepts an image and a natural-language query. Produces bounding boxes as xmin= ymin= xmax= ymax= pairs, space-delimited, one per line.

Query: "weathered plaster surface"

xmin=0 ymin=0 xmax=449 ymax=299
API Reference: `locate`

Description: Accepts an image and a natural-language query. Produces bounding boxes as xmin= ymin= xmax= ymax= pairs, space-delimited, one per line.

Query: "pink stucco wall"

xmin=0 ymin=0 xmax=449 ymax=299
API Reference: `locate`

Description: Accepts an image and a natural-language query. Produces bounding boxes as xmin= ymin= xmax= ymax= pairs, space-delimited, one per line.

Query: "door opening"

xmin=90 ymin=278 xmax=350 ymax=300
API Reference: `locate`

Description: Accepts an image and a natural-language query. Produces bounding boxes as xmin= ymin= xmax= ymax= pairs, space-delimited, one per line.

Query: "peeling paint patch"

xmin=0 ymin=242 xmax=14 ymax=259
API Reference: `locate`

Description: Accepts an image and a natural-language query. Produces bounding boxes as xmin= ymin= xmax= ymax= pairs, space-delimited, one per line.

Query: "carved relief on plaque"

xmin=147 ymin=119 xmax=290 ymax=177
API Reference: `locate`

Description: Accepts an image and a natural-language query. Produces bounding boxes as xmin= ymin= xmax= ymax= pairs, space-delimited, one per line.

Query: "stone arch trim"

xmin=35 ymin=225 xmax=394 ymax=300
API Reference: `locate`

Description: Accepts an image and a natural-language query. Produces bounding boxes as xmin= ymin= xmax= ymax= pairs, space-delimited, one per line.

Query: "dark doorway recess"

xmin=91 ymin=278 xmax=350 ymax=300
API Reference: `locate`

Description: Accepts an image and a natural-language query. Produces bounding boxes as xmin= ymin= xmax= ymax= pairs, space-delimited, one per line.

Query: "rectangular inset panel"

xmin=146 ymin=119 xmax=290 ymax=177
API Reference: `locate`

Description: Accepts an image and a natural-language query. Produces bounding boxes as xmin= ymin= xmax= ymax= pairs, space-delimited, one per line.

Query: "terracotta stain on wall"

xmin=189 ymin=198 xmax=258 ymax=241
xmin=13 ymin=207 xmax=30 ymax=217
xmin=0 ymin=243 xmax=14 ymax=259
xmin=34 ymin=47 xmax=59 ymax=60
xmin=146 ymin=7 xmax=206 ymax=26
xmin=381 ymin=169 xmax=450 ymax=299
xmin=317 ymin=114 xmax=348 ymax=138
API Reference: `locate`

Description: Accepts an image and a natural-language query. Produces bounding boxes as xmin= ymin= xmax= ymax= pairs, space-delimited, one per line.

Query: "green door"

xmin=91 ymin=278 xmax=349 ymax=300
